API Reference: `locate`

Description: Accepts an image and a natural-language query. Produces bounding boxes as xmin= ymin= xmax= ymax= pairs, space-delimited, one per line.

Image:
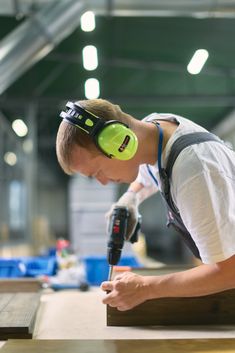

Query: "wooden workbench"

xmin=32 ymin=289 xmax=235 ymax=340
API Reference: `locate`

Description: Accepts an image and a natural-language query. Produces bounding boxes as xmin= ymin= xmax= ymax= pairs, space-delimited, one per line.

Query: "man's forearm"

xmin=128 ymin=181 xmax=158 ymax=205
xmin=146 ymin=255 xmax=235 ymax=300
xmin=101 ymin=254 xmax=235 ymax=311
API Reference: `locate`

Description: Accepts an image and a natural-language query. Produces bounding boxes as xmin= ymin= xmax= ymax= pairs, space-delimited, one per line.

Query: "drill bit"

xmin=108 ymin=265 xmax=113 ymax=281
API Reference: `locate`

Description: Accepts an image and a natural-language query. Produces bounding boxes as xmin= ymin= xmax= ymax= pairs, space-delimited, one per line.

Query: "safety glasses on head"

xmin=60 ymin=101 xmax=138 ymax=160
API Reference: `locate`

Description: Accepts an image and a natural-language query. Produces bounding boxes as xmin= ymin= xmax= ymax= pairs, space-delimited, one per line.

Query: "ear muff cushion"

xmin=97 ymin=123 xmax=138 ymax=160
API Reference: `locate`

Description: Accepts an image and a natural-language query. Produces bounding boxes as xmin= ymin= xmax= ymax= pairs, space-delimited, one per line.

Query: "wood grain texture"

xmin=107 ymin=289 xmax=235 ymax=326
xmin=0 ymin=293 xmax=40 ymax=339
xmin=2 ymin=339 xmax=235 ymax=353
xmin=0 ymin=279 xmax=42 ymax=293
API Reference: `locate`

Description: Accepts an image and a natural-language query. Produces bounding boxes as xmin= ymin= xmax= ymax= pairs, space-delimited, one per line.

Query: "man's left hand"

xmin=101 ymin=272 xmax=151 ymax=311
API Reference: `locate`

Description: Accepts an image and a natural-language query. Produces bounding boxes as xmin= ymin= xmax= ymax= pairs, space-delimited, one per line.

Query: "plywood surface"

xmin=33 ymin=290 xmax=235 ymax=339
xmin=2 ymin=339 xmax=235 ymax=353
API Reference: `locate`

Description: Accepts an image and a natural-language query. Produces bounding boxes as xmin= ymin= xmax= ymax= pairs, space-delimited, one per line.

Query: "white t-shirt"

xmin=136 ymin=113 xmax=235 ymax=264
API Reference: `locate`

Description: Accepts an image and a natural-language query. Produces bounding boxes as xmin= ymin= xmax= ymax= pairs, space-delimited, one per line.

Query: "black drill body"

xmin=107 ymin=206 xmax=140 ymax=267
xmin=107 ymin=207 xmax=129 ymax=266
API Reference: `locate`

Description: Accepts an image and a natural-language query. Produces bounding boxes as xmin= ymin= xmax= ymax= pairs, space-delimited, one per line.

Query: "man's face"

xmin=70 ymin=145 xmax=138 ymax=185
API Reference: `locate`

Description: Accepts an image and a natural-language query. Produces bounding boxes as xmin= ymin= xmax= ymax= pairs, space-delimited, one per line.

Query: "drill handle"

xmin=129 ymin=214 xmax=142 ymax=244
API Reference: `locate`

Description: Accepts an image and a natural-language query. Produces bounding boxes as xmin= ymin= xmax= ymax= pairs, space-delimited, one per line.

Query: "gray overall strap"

xmin=158 ymin=131 xmax=224 ymax=259
xmin=162 ymin=132 xmax=222 ymax=201
xmin=166 ymin=131 xmax=222 ymax=179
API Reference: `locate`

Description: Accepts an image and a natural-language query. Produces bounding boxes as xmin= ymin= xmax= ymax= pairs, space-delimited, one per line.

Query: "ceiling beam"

xmin=1 ymin=95 xmax=235 ymax=109
xmin=1 ymin=0 xmax=235 ymax=18
xmin=33 ymin=63 xmax=67 ymax=96
xmin=0 ymin=0 xmax=86 ymax=95
xmin=46 ymin=52 xmax=235 ymax=78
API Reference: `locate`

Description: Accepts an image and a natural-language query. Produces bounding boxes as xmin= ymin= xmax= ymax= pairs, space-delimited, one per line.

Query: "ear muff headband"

xmin=60 ymin=101 xmax=138 ymax=160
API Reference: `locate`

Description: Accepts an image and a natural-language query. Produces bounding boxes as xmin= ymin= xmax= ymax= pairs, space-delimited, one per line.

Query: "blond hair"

xmin=56 ymin=99 xmax=135 ymax=175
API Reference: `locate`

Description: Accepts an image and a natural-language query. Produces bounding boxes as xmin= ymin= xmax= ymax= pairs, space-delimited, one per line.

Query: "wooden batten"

xmin=0 ymin=293 xmax=41 ymax=339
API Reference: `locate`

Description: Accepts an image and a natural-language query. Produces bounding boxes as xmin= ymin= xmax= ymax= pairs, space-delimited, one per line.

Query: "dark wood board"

xmin=0 ymin=293 xmax=40 ymax=339
xmin=107 ymin=289 xmax=235 ymax=326
xmin=2 ymin=339 xmax=235 ymax=353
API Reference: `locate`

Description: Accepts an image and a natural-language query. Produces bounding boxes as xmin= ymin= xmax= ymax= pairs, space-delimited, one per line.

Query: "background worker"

xmin=56 ymin=98 xmax=235 ymax=312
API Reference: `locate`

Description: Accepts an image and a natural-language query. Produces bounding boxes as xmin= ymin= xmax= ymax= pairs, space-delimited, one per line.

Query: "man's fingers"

xmin=100 ymin=281 xmax=113 ymax=292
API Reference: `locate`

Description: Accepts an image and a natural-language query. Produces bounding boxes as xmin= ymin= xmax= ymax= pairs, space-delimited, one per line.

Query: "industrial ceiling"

xmin=0 ymin=0 xmax=235 ymax=181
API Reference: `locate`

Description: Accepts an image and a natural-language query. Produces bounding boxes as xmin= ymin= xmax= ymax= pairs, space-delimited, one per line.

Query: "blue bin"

xmin=83 ymin=255 xmax=141 ymax=286
xmin=22 ymin=256 xmax=57 ymax=277
xmin=0 ymin=259 xmax=26 ymax=278
xmin=119 ymin=256 xmax=141 ymax=267
xmin=83 ymin=256 xmax=109 ymax=286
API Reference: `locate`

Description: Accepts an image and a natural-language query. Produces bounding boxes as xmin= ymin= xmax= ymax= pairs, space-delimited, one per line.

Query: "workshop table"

xmin=32 ymin=289 xmax=235 ymax=340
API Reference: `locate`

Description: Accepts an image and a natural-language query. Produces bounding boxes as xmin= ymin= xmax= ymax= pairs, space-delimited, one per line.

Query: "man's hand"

xmin=101 ymin=255 xmax=235 ymax=312
xmin=105 ymin=191 xmax=139 ymax=241
xmin=100 ymin=272 xmax=151 ymax=311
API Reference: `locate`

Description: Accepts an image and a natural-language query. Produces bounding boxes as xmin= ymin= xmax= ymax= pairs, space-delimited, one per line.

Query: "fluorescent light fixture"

xmin=12 ymin=119 xmax=28 ymax=137
xmin=82 ymin=45 xmax=98 ymax=71
xmin=4 ymin=152 xmax=17 ymax=166
xmin=84 ymin=78 xmax=100 ymax=99
xmin=187 ymin=49 xmax=209 ymax=75
xmin=81 ymin=11 xmax=96 ymax=32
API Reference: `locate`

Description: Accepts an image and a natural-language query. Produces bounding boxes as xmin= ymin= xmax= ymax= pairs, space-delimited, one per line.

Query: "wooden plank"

xmin=0 ymin=279 xmax=42 ymax=293
xmin=107 ymin=288 xmax=235 ymax=326
xmin=2 ymin=339 xmax=235 ymax=353
xmin=0 ymin=293 xmax=40 ymax=339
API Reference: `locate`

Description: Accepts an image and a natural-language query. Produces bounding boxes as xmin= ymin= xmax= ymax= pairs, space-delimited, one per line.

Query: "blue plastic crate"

xmin=119 ymin=256 xmax=141 ymax=267
xmin=22 ymin=256 xmax=57 ymax=277
xmin=83 ymin=256 xmax=108 ymax=286
xmin=0 ymin=259 xmax=26 ymax=278
xmin=83 ymin=255 xmax=141 ymax=286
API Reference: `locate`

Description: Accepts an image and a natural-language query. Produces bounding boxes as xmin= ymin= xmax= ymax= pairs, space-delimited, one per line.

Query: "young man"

xmin=56 ymin=98 xmax=235 ymax=312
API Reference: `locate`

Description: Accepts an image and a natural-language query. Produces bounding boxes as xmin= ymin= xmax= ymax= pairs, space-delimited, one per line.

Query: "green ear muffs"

xmin=60 ymin=101 xmax=138 ymax=160
xmin=97 ymin=121 xmax=138 ymax=160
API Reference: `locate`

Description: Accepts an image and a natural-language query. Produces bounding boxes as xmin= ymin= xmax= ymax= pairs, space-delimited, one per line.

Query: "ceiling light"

xmin=81 ymin=11 xmax=96 ymax=32
xmin=4 ymin=152 xmax=17 ymax=166
xmin=187 ymin=49 xmax=209 ymax=75
xmin=82 ymin=45 xmax=98 ymax=71
xmin=84 ymin=78 xmax=100 ymax=99
xmin=12 ymin=119 xmax=28 ymax=137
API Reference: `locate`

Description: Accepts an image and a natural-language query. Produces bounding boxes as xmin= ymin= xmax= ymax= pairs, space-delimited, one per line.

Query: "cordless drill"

xmin=107 ymin=206 xmax=141 ymax=281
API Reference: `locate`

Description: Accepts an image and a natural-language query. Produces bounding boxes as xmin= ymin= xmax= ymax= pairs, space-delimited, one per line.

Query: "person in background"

xmin=56 ymin=98 xmax=235 ymax=311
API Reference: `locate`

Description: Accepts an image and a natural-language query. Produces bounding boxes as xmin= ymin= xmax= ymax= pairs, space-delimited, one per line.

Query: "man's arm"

xmin=101 ymin=254 xmax=235 ymax=311
xmin=128 ymin=180 xmax=158 ymax=205
xmin=106 ymin=180 xmax=158 ymax=240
